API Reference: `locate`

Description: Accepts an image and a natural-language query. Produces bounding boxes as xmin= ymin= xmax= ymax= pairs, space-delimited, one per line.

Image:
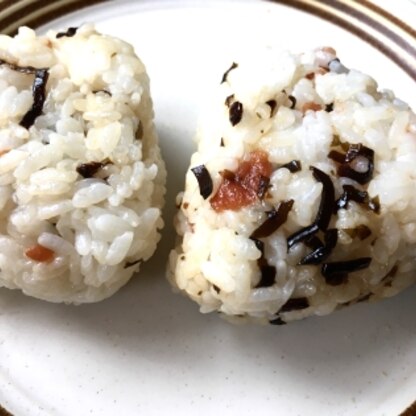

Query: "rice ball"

xmin=0 ymin=25 xmax=166 ymax=303
xmin=169 ymin=47 xmax=416 ymax=324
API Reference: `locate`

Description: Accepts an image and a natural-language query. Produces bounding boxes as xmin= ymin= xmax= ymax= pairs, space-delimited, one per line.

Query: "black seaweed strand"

xmin=310 ymin=166 xmax=335 ymax=231
xmin=20 ymin=69 xmax=49 ymax=129
xmin=280 ymin=160 xmax=302 ymax=173
xmin=221 ymin=62 xmax=238 ymax=83
xmin=0 ymin=59 xmax=38 ymax=74
xmin=76 ymin=161 xmax=104 ymax=178
xmin=269 ymin=317 xmax=287 ymax=325
xmin=287 ymin=223 xmax=319 ymax=250
xmin=279 ymin=297 xmax=309 ymax=313
xmin=321 ymin=257 xmax=371 ymax=286
xmin=229 ymin=101 xmax=243 ymax=126
xmin=251 ymin=238 xmax=276 ymax=288
xmin=287 ymin=167 xmax=335 ymax=250
xmin=191 ymin=165 xmax=213 ymax=199
xmin=329 ymin=142 xmax=375 ymax=185
xmin=257 ymin=175 xmax=270 ymax=199
xmin=299 ymin=229 xmax=337 ymax=265
xmin=288 ymin=95 xmax=296 ymax=109
xmin=56 ymin=27 xmax=78 ymax=38
xmin=251 ymin=200 xmax=294 ymax=239
xmin=266 ymin=99 xmax=277 ymax=117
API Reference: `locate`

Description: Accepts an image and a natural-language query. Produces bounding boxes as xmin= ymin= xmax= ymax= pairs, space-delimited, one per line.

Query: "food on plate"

xmin=169 ymin=47 xmax=416 ymax=324
xmin=0 ymin=25 xmax=166 ymax=303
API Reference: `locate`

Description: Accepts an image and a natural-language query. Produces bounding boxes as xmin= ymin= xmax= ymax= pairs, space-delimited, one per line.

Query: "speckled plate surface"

xmin=0 ymin=1 xmax=416 ymax=415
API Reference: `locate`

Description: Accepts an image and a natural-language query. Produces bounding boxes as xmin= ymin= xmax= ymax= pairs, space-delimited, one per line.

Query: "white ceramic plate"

xmin=0 ymin=1 xmax=415 ymax=415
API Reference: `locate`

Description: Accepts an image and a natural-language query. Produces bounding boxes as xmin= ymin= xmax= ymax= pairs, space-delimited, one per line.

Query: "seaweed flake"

xmin=287 ymin=167 xmax=334 ymax=250
xmin=381 ymin=264 xmax=398 ymax=287
xmin=304 ymin=235 xmax=324 ymax=251
xmin=191 ymin=165 xmax=213 ymax=199
xmin=330 ymin=142 xmax=375 ymax=185
xmin=251 ymin=238 xmax=276 ymax=288
xmin=20 ymin=69 xmax=49 ymax=129
xmin=56 ymin=27 xmax=78 ymax=38
xmin=269 ymin=317 xmax=287 ymax=325
xmin=266 ymin=99 xmax=277 ymax=117
xmin=93 ymin=89 xmax=112 ymax=96
xmin=256 ymin=263 xmax=276 ymax=288
xmin=368 ymin=196 xmax=380 ymax=214
xmin=344 ymin=224 xmax=372 ymax=240
xmin=288 ymin=95 xmax=296 ymax=109
xmin=325 ymin=103 xmax=334 ymax=112
xmin=221 ymin=62 xmax=238 ymax=83
xmin=336 ymin=184 xmax=379 ymax=214
xmin=310 ymin=166 xmax=335 ymax=231
xmin=321 ymin=257 xmax=371 ymax=286
xmin=0 ymin=59 xmax=37 ymax=74
xmin=251 ymin=200 xmax=294 ymax=239
xmin=76 ymin=161 xmax=104 ymax=178
xmin=124 ymin=259 xmax=141 ymax=269
xmin=225 ymin=94 xmax=235 ymax=107
xmin=280 ymin=297 xmax=309 ymax=313
xmin=299 ymin=228 xmax=337 ymax=265
xmin=257 ymin=175 xmax=270 ymax=199
xmin=229 ymin=101 xmax=243 ymax=126
xmin=213 ymin=285 xmax=221 ymax=293
xmin=279 ymin=160 xmax=302 ymax=173
xmin=287 ymin=223 xmax=319 ymax=251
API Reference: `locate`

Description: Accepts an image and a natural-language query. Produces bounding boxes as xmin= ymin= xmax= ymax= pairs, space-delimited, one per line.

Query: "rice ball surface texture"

xmin=169 ymin=47 xmax=416 ymax=325
xmin=0 ymin=25 xmax=166 ymax=303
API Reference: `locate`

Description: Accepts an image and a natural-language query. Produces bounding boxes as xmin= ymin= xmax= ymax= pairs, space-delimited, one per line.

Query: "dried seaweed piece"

xmin=191 ymin=165 xmax=213 ymax=199
xmin=344 ymin=224 xmax=371 ymax=240
xmin=56 ymin=27 xmax=78 ymax=38
xmin=251 ymin=238 xmax=276 ymax=288
xmin=221 ymin=62 xmax=238 ymax=83
xmin=225 ymin=94 xmax=235 ymax=107
xmin=336 ymin=185 xmax=368 ymax=211
xmin=279 ymin=160 xmax=302 ymax=173
xmin=336 ymin=184 xmax=380 ymax=214
xmin=76 ymin=161 xmax=104 ymax=178
xmin=311 ymin=166 xmax=335 ymax=231
xmin=368 ymin=196 xmax=380 ymax=214
xmin=266 ymin=99 xmax=277 ymax=117
xmin=0 ymin=59 xmax=38 ymax=74
xmin=257 ymin=175 xmax=270 ymax=199
xmin=93 ymin=89 xmax=112 ymax=96
xmin=329 ymin=142 xmax=375 ymax=185
xmin=288 ymin=95 xmax=296 ymax=109
xmin=299 ymin=229 xmax=337 ymax=265
xmin=269 ymin=317 xmax=287 ymax=325
xmin=0 ymin=60 xmax=50 ymax=128
xmin=229 ymin=101 xmax=243 ymax=126
xmin=20 ymin=69 xmax=49 ymax=129
xmin=251 ymin=200 xmax=294 ymax=239
xmin=280 ymin=297 xmax=309 ymax=313
xmin=256 ymin=263 xmax=276 ymax=288
xmin=325 ymin=103 xmax=334 ymax=112
xmin=287 ymin=167 xmax=335 ymax=250
xmin=124 ymin=259 xmax=141 ymax=269
xmin=321 ymin=257 xmax=371 ymax=286
xmin=287 ymin=223 xmax=319 ymax=250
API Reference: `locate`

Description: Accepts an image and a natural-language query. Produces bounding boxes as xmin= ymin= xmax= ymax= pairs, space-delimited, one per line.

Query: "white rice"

xmin=0 ymin=24 xmax=166 ymax=303
xmin=169 ymin=47 xmax=416 ymax=324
